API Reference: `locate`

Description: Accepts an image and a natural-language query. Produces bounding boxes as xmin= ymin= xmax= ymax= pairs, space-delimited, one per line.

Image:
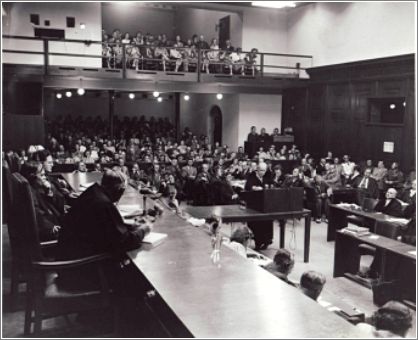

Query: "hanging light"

xmin=56 ymin=93 xmax=62 ymax=99
xmin=129 ymin=93 xmax=135 ymax=99
xmin=157 ymin=97 xmax=163 ymax=103
xmin=153 ymin=91 xmax=160 ymax=98
xmin=77 ymin=88 xmax=85 ymax=95
xmin=216 ymin=93 xmax=223 ymax=100
xmin=389 ymin=104 xmax=396 ymax=110
xmin=184 ymin=94 xmax=190 ymax=101
xmin=65 ymin=91 xmax=72 ymax=98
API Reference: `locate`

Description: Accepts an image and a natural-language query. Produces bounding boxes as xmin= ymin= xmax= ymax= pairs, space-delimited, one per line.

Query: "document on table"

xmin=385 ymin=217 xmax=409 ymax=224
xmin=118 ymin=204 xmax=143 ymax=218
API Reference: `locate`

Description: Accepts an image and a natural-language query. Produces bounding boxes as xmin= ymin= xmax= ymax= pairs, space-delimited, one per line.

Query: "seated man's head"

xmin=372 ymin=301 xmax=412 ymax=337
xmin=386 ymin=187 xmax=397 ymax=199
xmin=272 ymin=249 xmax=294 ymax=276
xmin=300 ymin=271 xmax=326 ymax=301
xmin=230 ymin=226 xmax=251 ymax=248
xmin=101 ymin=168 xmax=127 ymax=202
xmin=257 ymin=162 xmax=267 ymax=177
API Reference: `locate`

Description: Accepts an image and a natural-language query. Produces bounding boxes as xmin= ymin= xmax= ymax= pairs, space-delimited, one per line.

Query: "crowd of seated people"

xmin=102 ymin=29 xmax=259 ymax=75
xmin=4 ymin=119 xmax=415 ymax=246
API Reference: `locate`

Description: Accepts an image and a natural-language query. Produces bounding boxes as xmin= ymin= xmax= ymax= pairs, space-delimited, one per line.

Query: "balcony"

xmin=3 ymin=35 xmax=312 ymax=91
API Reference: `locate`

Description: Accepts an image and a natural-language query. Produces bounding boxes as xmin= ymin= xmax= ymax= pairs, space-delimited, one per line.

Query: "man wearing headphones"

xmin=57 ymin=168 xmax=153 ymax=290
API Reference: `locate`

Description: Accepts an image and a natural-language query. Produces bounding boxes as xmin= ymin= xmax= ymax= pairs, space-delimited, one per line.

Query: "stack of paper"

xmin=142 ymin=232 xmax=168 ymax=249
xmin=118 ymin=204 xmax=143 ymax=219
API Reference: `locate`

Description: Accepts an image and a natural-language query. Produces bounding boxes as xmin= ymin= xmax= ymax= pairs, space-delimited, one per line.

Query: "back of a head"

xmin=373 ymin=301 xmax=412 ymax=337
xmin=101 ymin=168 xmax=127 ymax=202
xmin=300 ymin=271 xmax=326 ymax=301
xmin=230 ymin=226 xmax=251 ymax=246
xmin=273 ymin=249 xmax=294 ymax=275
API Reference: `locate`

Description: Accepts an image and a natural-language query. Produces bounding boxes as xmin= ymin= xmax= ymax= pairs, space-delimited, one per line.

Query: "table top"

xmin=61 ymin=172 xmax=366 ymax=338
xmin=336 ymin=230 xmax=416 ymax=260
xmin=127 ymin=200 xmax=364 ymax=338
xmin=329 ymin=203 xmax=409 ymax=225
xmin=183 ymin=205 xmax=310 ymax=223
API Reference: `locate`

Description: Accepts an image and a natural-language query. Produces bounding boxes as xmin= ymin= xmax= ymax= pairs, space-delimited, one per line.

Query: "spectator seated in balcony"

xmin=154 ymin=41 xmax=170 ymax=72
xmin=244 ymin=48 xmax=259 ymax=76
xmin=121 ymin=32 xmax=131 ymax=44
xmin=133 ymin=31 xmax=144 ymax=45
xmin=203 ymin=38 xmax=220 ymax=74
xmin=111 ymin=39 xmax=123 ymax=69
xmin=126 ymin=45 xmax=142 ymax=70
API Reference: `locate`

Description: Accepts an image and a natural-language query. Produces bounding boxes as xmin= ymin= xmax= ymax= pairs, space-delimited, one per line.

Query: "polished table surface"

xmin=183 ymin=205 xmax=312 ymax=263
xmin=328 ymin=203 xmax=409 ymax=242
xmin=62 ymin=173 xmax=367 ymax=338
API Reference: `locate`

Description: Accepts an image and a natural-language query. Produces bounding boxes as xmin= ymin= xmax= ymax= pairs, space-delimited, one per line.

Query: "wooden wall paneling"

xmin=402 ymin=77 xmax=416 ymax=172
xmin=376 ymin=79 xmax=406 ymax=97
xmin=282 ymin=88 xmax=308 ymax=152
xmin=307 ymin=84 xmax=326 ymax=158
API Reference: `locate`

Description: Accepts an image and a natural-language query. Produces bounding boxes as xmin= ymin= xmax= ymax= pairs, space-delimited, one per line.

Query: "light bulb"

xmin=153 ymin=91 xmax=160 ymax=98
xmin=129 ymin=93 xmax=135 ymax=99
xmin=65 ymin=91 xmax=72 ymax=98
xmin=389 ymin=104 xmax=396 ymax=110
xmin=216 ymin=93 xmax=223 ymax=100
xmin=157 ymin=97 xmax=163 ymax=103
xmin=56 ymin=93 xmax=62 ymax=99
xmin=77 ymin=88 xmax=85 ymax=95
xmin=184 ymin=94 xmax=190 ymax=101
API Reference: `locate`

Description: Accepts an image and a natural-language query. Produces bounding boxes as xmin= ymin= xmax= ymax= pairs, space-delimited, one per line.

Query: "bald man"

xmin=244 ymin=162 xmax=274 ymax=250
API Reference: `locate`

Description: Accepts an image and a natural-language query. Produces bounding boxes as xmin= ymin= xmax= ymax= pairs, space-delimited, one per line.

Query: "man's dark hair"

xmin=300 ymin=271 xmax=326 ymax=301
xmin=373 ymin=301 xmax=412 ymax=337
xmin=273 ymin=249 xmax=294 ymax=275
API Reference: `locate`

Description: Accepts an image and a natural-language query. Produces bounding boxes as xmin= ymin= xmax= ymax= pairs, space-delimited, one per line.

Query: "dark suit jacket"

xmin=57 ymin=184 xmax=146 ymax=261
xmin=374 ymin=198 xmax=404 ymax=217
xmin=357 ymin=176 xmax=379 ymax=198
xmin=244 ymin=172 xmax=271 ymax=191
xmin=57 ymin=184 xmax=147 ymax=289
xmin=247 ymin=133 xmax=258 ymax=143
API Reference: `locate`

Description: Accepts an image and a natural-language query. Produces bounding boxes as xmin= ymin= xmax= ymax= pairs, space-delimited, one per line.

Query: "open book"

xmin=142 ymin=232 xmax=168 ymax=249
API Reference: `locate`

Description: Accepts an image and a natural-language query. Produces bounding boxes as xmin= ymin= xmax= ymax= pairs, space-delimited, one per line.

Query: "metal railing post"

xmin=43 ymin=39 xmax=49 ymax=75
xmin=122 ymin=43 xmax=127 ymax=78
xmin=197 ymin=47 xmax=201 ymax=82
xmin=260 ymin=53 xmax=264 ymax=78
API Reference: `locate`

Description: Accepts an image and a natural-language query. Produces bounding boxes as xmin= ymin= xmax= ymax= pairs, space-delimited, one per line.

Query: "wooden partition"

xmin=282 ymin=54 xmax=415 ymax=172
xmin=3 ymin=114 xmax=45 ymax=151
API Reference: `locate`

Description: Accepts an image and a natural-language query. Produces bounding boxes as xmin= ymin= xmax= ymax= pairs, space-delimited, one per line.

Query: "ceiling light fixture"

xmin=65 ymin=91 xmax=72 ymax=98
xmin=79 ymin=23 xmax=86 ymax=29
xmin=153 ymin=91 xmax=160 ymax=98
xmin=129 ymin=93 xmax=135 ymax=99
xmin=56 ymin=93 xmax=62 ymax=99
xmin=216 ymin=93 xmax=223 ymax=100
xmin=157 ymin=97 xmax=163 ymax=103
xmin=252 ymin=1 xmax=296 ymax=9
xmin=77 ymin=88 xmax=85 ymax=96
xmin=184 ymin=94 xmax=190 ymax=101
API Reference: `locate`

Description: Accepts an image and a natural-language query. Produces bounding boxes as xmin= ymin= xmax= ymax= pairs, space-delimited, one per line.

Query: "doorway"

xmin=209 ymin=106 xmax=222 ymax=145
xmin=218 ymin=15 xmax=230 ymax=49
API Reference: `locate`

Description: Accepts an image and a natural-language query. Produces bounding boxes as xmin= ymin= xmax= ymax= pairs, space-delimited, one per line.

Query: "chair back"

xmin=362 ymin=197 xmax=378 ymax=212
xmin=374 ymin=220 xmax=401 ymax=239
xmin=10 ymin=173 xmax=43 ymax=264
xmin=2 ymin=163 xmax=13 ymax=223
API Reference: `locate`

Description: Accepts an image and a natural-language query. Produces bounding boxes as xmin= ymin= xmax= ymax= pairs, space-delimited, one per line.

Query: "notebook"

xmin=142 ymin=232 xmax=167 ymax=249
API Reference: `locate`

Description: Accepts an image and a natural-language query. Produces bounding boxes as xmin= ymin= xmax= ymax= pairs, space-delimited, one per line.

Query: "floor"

xmin=2 ymin=216 xmax=416 ymax=338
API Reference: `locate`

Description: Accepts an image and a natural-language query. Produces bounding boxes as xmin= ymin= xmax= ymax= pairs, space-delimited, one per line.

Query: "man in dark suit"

xmin=57 ymin=168 xmax=152 ymax=290
xmin=374 ymin=187 xmax=403 ymax=217
xmin=247 ymin=126 xmax=258 ymax=143
xmin=346 ymin=166 xmax=362 ymax=188
xmin=356 ymin=168 xmax=379 ymax=203
xmin=244 ymin=162 xmax=273 ymax=250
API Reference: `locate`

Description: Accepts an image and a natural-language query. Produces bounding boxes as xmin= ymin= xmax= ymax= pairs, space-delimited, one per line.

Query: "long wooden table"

xmin=328 ymin=203 xmax=408 ymax=242
xmin=61 ymin=172 xmax=368 ymax=338
xmin=183 ymin=205 xmax=312 ymax=263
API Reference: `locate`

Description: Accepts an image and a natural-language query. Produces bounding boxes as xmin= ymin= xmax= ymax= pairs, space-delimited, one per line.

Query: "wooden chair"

xmin=11 ymin=173 xmax=113 ymax=336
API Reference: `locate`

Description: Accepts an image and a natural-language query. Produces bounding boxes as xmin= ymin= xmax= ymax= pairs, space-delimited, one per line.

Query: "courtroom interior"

xmin=1 ymin=1 xmax=417 ymax=338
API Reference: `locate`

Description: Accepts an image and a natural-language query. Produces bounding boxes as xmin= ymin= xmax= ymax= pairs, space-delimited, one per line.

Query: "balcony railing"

xmin=2 ymin=35 xmax=313 ymax=80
